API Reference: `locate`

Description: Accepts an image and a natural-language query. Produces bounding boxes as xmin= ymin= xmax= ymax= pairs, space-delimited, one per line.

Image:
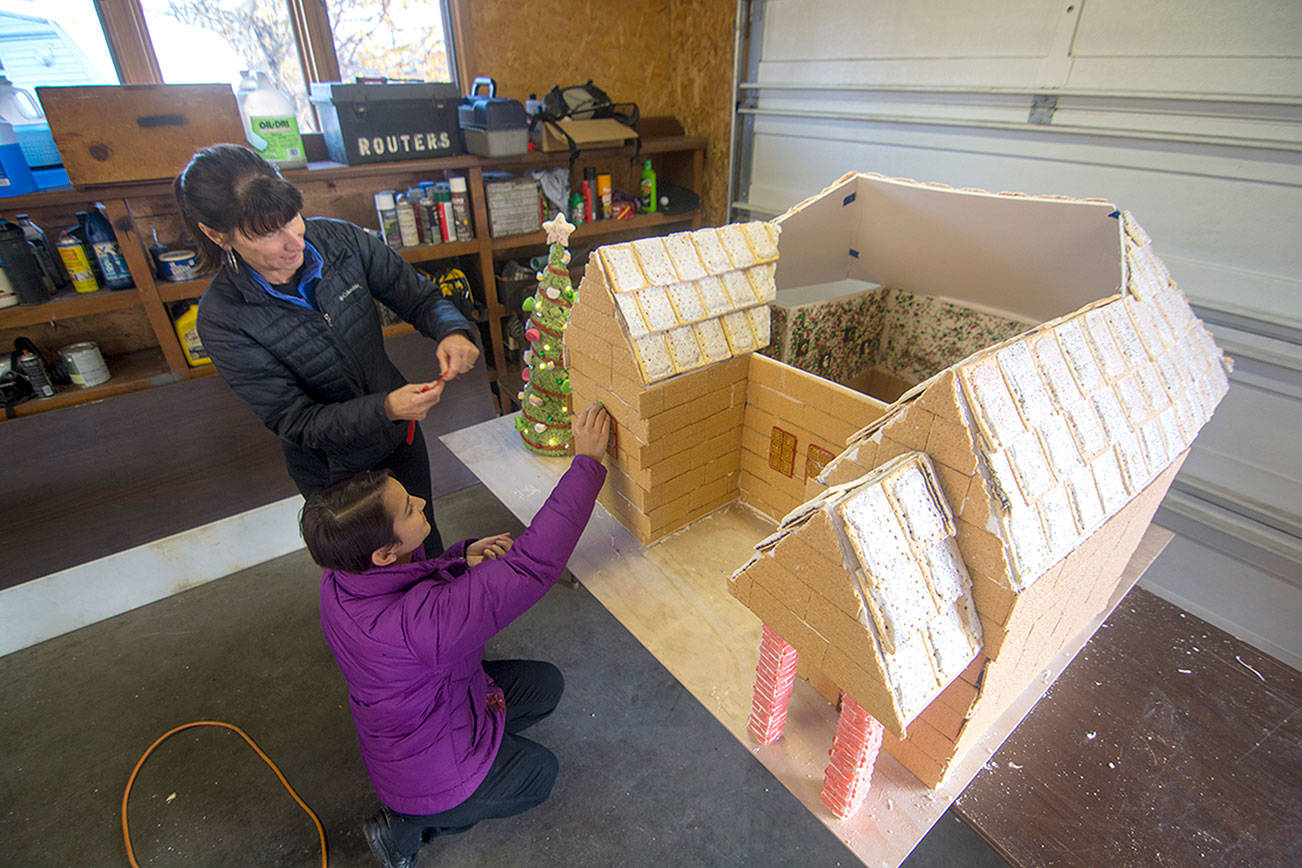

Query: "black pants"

xmin=285 ymin=431 xmax=444 ymax=554
xmin=387 ymin=660 xmax=564 ymax=858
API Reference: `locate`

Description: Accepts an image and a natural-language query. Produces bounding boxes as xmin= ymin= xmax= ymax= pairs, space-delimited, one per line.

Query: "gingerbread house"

xmin=564 ymin=171 xmax=1230 ymax=789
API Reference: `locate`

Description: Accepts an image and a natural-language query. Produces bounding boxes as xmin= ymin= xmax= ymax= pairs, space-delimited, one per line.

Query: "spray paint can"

xmin=448 ymin=175 xmax=474 ymax=241
xmin=395 ymin=192 xmax=420 ymax=248
xmin=420 ymin=193 xmax=441 ymax=245
xmin=582 ymin=168 xmax=595 ymax=222
xmin=596 ymin=173 xmax=612 ymax=221
xmin=57 ymin=231 xmax=99 ymax=293
xmin=16 ymin=348 xmax=54 ymax=397
xmin=373 ymin=191 xmax=401 ymax=248
xmin=434 ymin=184 xmax=455 ymax=243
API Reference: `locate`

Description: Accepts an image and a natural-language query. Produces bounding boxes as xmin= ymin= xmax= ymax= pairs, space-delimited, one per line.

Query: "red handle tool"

xmin=405 ymin=371 xmax=452 ymax=445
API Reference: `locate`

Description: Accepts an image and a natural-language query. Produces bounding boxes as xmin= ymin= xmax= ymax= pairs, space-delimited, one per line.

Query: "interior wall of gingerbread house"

xmin=767 ymin=174 xmax=1126 ymax=403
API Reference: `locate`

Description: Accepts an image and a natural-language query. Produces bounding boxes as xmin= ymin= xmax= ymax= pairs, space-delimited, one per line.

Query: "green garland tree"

xmin=514 ymin=212 xmax=578 ymax=455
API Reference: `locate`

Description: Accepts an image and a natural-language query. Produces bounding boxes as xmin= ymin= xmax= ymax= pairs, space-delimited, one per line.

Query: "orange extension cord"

xmin=121 ymin=721 xmax=327 ymax=868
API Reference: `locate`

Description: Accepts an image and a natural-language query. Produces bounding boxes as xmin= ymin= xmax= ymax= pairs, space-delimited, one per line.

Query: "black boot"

xmin=364 ymin=808 xmax=416 ymax=868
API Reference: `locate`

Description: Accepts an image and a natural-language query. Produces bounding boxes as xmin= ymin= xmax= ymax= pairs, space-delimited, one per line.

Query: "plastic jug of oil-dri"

xmin=172 ymin=302 xmax=212 ymax=367
xmin=239 ymin=71 xmax=306 ymax=169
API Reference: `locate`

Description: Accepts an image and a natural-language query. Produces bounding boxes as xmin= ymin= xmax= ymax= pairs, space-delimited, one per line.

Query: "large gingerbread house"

xmin=563 ymin=171 xmax=1229 ymax=789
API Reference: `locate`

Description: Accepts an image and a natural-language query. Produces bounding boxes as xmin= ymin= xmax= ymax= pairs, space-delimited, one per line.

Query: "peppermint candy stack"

xmin=819 ymin=694 xmax=884 ymax=818
xmin=747 ymin=624 xmax=799 ymax=745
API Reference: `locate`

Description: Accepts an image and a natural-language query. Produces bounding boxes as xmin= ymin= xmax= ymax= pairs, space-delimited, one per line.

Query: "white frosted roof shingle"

xmin=632 ymin=236 xmax=678 ymax=286
xmin=718 ymin=223 xmax=758 ymax=268
xmin=662 ymin=232 xmax=707 ymax=281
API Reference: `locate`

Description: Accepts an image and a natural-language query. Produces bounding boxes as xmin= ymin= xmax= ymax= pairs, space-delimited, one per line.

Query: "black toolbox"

xmin=309 ymin=80 xmax=464 ymax=165
xmin=457 ymin=77 xmax=529 ymax=157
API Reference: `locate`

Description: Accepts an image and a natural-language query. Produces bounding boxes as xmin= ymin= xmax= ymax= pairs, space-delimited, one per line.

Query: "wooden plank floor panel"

xmin=955 ymin=588 xmax=1302 ymax=867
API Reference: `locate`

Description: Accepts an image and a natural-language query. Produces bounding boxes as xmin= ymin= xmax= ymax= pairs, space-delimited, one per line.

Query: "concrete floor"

xmin=0 ymin=484 xmax=1006 ymax=867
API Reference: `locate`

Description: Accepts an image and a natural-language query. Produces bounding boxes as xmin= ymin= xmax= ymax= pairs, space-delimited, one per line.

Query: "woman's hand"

xmin=467 ymin=532 xmax=513 ymax=566
xmin=572 ymin=403 xmax=611 ymax=460
xmin=436 ymin=333 xmax=480 ymax=381
xmin=384 ymin=380 xmax=445 ymax=421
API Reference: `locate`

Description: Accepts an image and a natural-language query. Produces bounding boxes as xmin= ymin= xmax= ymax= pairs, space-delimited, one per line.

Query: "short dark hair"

xmin=173 ymin=143 xmax=304 ymax=271
xmin=300 ymin=470 xmax=398 ymax=573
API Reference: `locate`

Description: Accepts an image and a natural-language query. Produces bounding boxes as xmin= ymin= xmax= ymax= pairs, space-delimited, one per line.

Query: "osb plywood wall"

xmin=455 ymin=0 xmax=735 ymax=225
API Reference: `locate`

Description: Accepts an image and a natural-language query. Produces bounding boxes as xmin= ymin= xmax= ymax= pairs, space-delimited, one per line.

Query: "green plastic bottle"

xmin=639 ymin=159 xmax=657 ymax=213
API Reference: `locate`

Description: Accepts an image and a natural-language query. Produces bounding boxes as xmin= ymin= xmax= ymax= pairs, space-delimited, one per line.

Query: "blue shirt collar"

xmin=247 ymin=240 xmax=323 ymax=310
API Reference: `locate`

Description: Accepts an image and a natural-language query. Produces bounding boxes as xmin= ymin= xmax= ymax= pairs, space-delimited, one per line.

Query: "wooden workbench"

xmin=443 ymin=414 xmax=1175 ymax=866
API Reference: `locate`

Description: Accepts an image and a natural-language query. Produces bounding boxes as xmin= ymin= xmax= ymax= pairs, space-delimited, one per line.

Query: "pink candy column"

xmin=820 ymin=694 xmax=885 ymax=818
xmin=747 ymin=624 xmax=800 ymax=745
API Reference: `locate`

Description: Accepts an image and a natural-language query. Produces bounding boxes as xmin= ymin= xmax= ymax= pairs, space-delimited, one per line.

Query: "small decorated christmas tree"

xmin=515 ymin=212 xmax=578 ymax=455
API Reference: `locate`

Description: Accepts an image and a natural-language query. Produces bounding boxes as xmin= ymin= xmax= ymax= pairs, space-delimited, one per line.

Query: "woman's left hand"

xmin=467 ymin=532 xmax=513 ymax=565
xmin=437 ymin=333 xmax=479 ymax=381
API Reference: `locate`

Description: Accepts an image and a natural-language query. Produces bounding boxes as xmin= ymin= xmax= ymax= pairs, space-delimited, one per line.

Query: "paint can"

xmin=16 ymin=348 xmax=54 ymax=397
xmin=59 ymin=341 xmax=110 ymax=387
xmin=158 ymin=249 xmax=199 ymax=282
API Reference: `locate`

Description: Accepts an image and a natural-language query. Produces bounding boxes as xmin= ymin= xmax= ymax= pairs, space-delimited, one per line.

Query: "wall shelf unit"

xmin=0 ymin=134 xmax=705 ymax=419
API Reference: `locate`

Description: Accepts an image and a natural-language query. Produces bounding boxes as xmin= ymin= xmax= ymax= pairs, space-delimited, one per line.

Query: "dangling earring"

xmin=225 ymin=247 xmax=239 ymax=271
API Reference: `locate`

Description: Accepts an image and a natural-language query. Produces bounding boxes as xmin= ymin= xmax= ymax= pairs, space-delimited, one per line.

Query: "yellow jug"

xmin=172 ymin=302 xmax=212 ymax=367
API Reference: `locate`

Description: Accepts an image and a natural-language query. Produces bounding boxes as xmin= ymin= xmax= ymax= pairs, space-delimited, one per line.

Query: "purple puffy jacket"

xmin=319 ymin=456 xmax=605 ymax=814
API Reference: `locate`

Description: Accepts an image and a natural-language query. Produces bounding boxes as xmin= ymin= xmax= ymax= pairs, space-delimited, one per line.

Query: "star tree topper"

xmin=543 ymin=211 xmax=576 ymax=246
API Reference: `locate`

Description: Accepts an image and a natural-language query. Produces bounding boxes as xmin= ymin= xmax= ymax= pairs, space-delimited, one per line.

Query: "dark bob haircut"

xmin=299 ymin=470 xmax=398 ymax=573
xmin=173 ymin=143 xmax=304 ymax=271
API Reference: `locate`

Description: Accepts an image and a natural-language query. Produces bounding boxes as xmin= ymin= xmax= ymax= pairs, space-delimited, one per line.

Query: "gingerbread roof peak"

xmin=593 ymin=222 xmax=780 ymax=384
xmin=743 ymin=452 xmax=983 ymax=730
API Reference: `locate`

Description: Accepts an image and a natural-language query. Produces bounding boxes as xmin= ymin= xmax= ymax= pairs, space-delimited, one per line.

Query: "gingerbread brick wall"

xmin=567 ymin=267 xmax=749 ymax=543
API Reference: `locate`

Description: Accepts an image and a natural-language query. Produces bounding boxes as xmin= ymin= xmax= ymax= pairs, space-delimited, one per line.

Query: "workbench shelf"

xmin=0 ymin=134 xmax=705 ymax=420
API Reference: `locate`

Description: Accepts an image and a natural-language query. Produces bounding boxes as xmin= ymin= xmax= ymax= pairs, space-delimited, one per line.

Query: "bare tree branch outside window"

xmin=158 ymin=0 xmax=450 ymax=131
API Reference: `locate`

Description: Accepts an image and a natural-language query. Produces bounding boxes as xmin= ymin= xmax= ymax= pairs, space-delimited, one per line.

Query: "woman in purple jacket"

xmin=301 ymin=404 xmax=610 ymax=867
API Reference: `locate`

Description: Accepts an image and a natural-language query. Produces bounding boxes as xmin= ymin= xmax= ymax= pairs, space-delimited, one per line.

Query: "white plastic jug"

xmin=0 ymin=76 xmax=43 ymax=124
xmin=0 ymin=76 xmax=59 ymax=169
xmin=238 ymin=71 xmax=306 ymax=169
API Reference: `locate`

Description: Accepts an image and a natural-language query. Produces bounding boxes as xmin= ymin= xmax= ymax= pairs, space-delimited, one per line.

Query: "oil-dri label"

xmin=248 ymin=116 xmax=303 ymax=161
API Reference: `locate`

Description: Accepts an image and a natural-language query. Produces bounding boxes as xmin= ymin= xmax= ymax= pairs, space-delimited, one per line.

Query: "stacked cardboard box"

xmin=485 ymin=176 xmax=541 ymax=237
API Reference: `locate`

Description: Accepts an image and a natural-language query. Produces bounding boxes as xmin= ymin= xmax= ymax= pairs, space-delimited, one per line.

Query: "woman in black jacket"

xmin=175 ymin=144 xmax=478 ymax=553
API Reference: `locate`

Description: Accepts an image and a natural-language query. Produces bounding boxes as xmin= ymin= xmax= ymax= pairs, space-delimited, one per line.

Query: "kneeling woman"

xmin=301 ymin=404 xmax=610 ymax=867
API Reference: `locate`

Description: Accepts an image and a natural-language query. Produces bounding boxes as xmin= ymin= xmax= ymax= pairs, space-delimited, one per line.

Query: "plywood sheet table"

xmin=443 ymin=414 xmax=1174 ymax=867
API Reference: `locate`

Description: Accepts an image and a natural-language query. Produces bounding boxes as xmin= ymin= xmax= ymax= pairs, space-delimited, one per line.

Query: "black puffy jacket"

xmin=197 ymin=217 xmax=473 ymax=482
